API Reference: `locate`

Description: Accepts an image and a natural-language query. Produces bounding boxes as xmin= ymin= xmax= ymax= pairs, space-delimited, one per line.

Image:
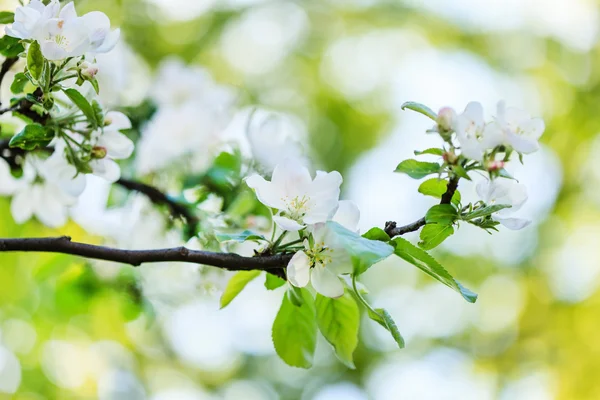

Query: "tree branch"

xmin=384 ymin=175 xmax=460 ymax=237
xmin=0 ymin=57 xmax=18 ymax=99
xmin=0 ymin=236 xmax=290 ymax=278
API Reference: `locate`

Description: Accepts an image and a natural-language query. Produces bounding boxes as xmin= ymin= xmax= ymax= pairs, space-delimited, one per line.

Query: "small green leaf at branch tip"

xmin=63 ymin=88 xmax=99 ymax=129
xmin=9 ymin=123 xmax=54 ymax=150
xmin=27 ymin=41 xmax=44 ymax=81
xmin=418 ymin=178 xmax=461 ymax=205
xmin=315 ymin=291 xmax=360 ymax=369
xmin=401 ymin=101 xmax=438 ymax=122
xmin=215 ymin=230 xmax=266 ymax=243
xmin=392 ymin=237 xmax=478 ymax=303
xmin=395 ymin=159 xmax=441 ymax=179
xmin=414 ymin=148 xmax=444 ymax=156
xmin=425 ymin=204 xmax=458 ymax=225
xmin=272 ymin=288 xmax=317 ymax=368
xmin=265 ymin=273 xmax=286 ymax=290
xmin=452 ymin=164 xmax=472 ymax=180
xmin=462 ymin=204 xmax=511 ymax=221
xmin=219 ymin=270 xmax=261 ymax=309
xmin=326 ymin=221 xmax=394 ymax=275
xmin=0 ymin=11 xmax=15 ymax=24
xmin=362 ymin=227 xmax=391 ymax=242
xmin=419 ymin=224 xmax=454 ymax=250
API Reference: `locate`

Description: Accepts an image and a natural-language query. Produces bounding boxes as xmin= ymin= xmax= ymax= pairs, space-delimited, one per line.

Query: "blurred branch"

xmin=0 ymin=236 xmax=290 ymax=278
xmin=0 ymin=57 xmax=18 ymax=100
xmin=384 ymin=175 xmax=460 ymax=237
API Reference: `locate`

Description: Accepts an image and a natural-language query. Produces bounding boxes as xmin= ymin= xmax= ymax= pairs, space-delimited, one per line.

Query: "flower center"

xmin=53 ymin=34 xmax=69 ymax=48
xmin=306 ymin=242 xmax=333 ymax=268
xmin=282 ymin=195 xmax=310 ymax=221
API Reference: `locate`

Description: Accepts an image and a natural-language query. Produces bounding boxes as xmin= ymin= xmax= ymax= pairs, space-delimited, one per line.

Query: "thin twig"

xmin=384 ymin=175 xmax=460 ymax=237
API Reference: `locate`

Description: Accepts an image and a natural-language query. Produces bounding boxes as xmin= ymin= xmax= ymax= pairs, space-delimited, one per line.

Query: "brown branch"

xmin=384 ymin=175 xmax=460 ymax=237
xmin=0 ymin=236 xmax=290 ymax=278
xmin=0 ymin=57 xmax=18 ymax=100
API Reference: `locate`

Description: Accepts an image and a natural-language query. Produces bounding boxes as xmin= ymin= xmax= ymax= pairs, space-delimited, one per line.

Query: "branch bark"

xmin=384 ymin=175 xmax=460 ymax=237
xmin=0 ymin=236 xmax=290 ymax=278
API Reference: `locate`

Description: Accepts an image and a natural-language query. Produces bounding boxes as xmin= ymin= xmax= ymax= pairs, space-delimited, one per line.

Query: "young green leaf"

xmin=272 ymin=288 xmax=317 ymax=368
xmin=425 ymin=204 xmax=458 ymax=225
xmin=326 ymin=221 xmax=394 ymax=275
xmin=414 ymin=148 xmax=444 ymax=156
xmin=395 ymin=159 xmax=440 ymax=179
xmin=63 ymin=88 xmax=98 ymax=128
xmin=462 ymin=204 xmax=511 ymax=220
xmin=401 ymin=101 xmax=438 ymax=121
xmin=392 ymin=237 xmax=478 ymax=303
xmin=10 ymin=72 xmax=30 ymax=94
xmin=0 ymin=11 xmax=14 ymax=24
xmin=451 ymin=164 xmax=471 ymax=180
xmin=27 ymin=41 xmax=44 ymax=81
xmin=315 ymin=291 xmax=360 ymax=369
xmin=215 ymin=230 xmax=266 ymax=243
xmin=419 ymin=224 xmax=454 ymax=250
xmin=9 ymin=123 xmax=54 ymax=150
xmin=265 ymin=273 xmax=286 ymax=290
xmin=361 ymin=227 xmax=391 ymax=242
xmin=219 ymin=270 xmax=261 ymax=309
xmin=0 ymin=35 xmax=24 ymax=58
xmin=418 ymin=178 xmax=461 ymax=205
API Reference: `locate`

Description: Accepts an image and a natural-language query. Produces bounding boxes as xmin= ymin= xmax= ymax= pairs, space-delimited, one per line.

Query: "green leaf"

xmin=326 ymin=221 xmax=394 ymax=275
xmin=419 ymin=224 xmax=454 ymax=250
xmin=272 ymin=288 xmax=317 ymax=368
xmin=395 ymin=159 xmax=440 ymax=179
xmin=265 ymin=273 xmax=286 ymax=290
xmin=401 ymin=101 xmax=438 ymax=121
xmin=90 ymin=78 xmax=100 ymax=95
xmin=10 ymin=72 xmax=29 ymax=94
xmin=220 ymin=270 xmax=261 ymax=309
xmin=0 ymin=35 xmax=23 ymax=58
xmin=9 ymin=123 xmax=54 ymax=150
xmin=315 ymin=291 xmax=360 ymax=369
xmin=215 ymin=230 xmax=266 ymax=243
xmin=62 ymin=88 xmax=98 ymax=128
xmin=361 ymin=227 xmax=391 ymax=242
xmin=418 ymin=178 xmax=461 ymax=205
xmin=414 ymin=148 xmax=444 ymax=156
xmin=462 ymin=204 xmax=511 ymax=220
xmin=27 ymin=41 xmax=44 ymax=81
xmin=367 ymin=308 xmax=405 ymax=348
xmin=392 ymin=237 xmax=478 ymax=303
xmin=451 ymin=164 xmax=471 ymax=180
xmin=0 ymin=11 xmax=14 ymax=24
xmin=425 ymin=204 xmax=458 ymax=225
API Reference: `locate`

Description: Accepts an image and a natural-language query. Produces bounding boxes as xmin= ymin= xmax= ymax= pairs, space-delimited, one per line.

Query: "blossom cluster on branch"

xmin=0 ymin=0 xmax=546 ymax=369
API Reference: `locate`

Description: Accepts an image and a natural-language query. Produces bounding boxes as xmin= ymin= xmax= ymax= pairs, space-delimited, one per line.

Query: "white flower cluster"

xmin=439 ymin=101 xmax=545 ymax=230
xmin=246 ymin=159 xmax=360 ymax=298
xmin=6 ymin=0 xmax=119 ymax=60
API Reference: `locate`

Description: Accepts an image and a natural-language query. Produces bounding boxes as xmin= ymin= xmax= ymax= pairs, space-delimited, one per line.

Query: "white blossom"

xmin=287 ymin=201 xmax=360 ymax=298
xmin=476 ymin=179 xmax=531 ymax=230
xmin=89 ymin=111 xmax=134 ymax=182
xmin=246 ymin=159 xmax=342 ymax=231
xmin=482 ymin=101 xmax=545 ymax=154
xmin=453 ymin=102 xmax=486 ymax=161
xmin=5 ymin=0 xmax=59 ymax=40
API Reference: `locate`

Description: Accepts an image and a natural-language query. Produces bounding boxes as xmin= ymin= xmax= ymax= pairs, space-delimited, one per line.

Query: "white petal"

xmin=245 ymin=174 xmax=286 ymax=209
xmin=273 ymin=215 xmax=305 ymax=232
xmin=59 ymin=2 xmax=77 ymax=20
xmin=40 ymin=40 xmax=68 ymax=60
xmin=97 ymin=130 xmax=134 ymax=159
xmin=494 ymin=216 xmax=531 ymax=230
xmin=34 ymin=184 xmax=68 ymax=228
xmin=271 ymin=158 xmax=313 ymax=198
xmin=305 ymin=170 xmax=342 ymax=224
xmin=287 ymin=251 xmax=311 ymax=287
xmin=10 ymin=189 xmax=34 ymax=224
xmin=94 ymin=29 xmax=120 ymax=53
xmin=81 ymin=11 xmax=110 ymax=47
xmin=480 ymin=122 xmax=505 ymax=150
xmin=311 ymin=266 xmax=344 ymax=298
xmin=91 ymin=159 xmax=121 ymax=182
xmin=463 ymin=101 xmax=484 ymax=125
xmin=105 ymin=111 xmax=132 ymax=131
xmin=506 ymin=132 xmax=540 ymax=154
xmin=332 ymin=200 xmax=360 ymax=232
xmin=0 ymin=159 xmax=20 ymax=195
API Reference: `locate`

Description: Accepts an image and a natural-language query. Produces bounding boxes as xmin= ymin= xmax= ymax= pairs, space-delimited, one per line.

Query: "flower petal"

xmin=97 ymin=130 xmax=134 ymax=159
xmin=332 ymin=200 xmax=360 ymax=232
xmin=287 ymin=251 xmax=311 ymax=287
xmin=311 ymin=265 xmax=344 ymax=298
xmin=271 ymin=158 xmax=312 ymax=199
xmin=273 ymin=215 xmax=305 ymax=232
xmin=494 ymin=216 xmax=531 ymax=230
xmin=94 ymin=28 xmax=120 ymax=53
xmin=90 ymin=159 xmax=121 ymax=183
xmin=245 ymin=174 xmax=286 ymax=209
xmin=105 ymin=111 xmax=132 ymax=131
xmin=10 ymin=188 xmax=34 ymax=224
xmin=304 ymin=170 xmax=342 ymax=224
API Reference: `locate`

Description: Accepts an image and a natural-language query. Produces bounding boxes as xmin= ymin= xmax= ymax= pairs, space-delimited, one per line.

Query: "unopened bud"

xmin=485 ymin=160 xmax=505 ymax=171
xmin=437 ymin=107 xmax=455 ymax=132
xmin=81 ymin=62 xmax=99 ymax=79
xmin=91 ymin=146 xmax=107 ymax=159
xmin=443 ymin=151 xmax=458 ymax=164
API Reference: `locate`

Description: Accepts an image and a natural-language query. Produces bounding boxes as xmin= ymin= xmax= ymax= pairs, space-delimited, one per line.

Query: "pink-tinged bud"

xmin=91 ymin=146 xmax=107 ymax=159
xmin=81 ymin=62 xmax=99 ymax=79
xmin=443 ymin=151 xmax=458 ymax=164
xmin=437 ymin=107 xmax=455 ymax=132
xmin=485 ymin=160 xmax=505 ymax=171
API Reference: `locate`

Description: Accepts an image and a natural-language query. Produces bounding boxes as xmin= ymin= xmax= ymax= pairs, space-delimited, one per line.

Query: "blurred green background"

xmin=0 ymin=0 xmax=599 ymax=398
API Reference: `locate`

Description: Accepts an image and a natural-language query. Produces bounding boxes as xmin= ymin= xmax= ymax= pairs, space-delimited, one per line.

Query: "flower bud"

xmin=91 ymin=146 xmax=107 ymax=159
xmin=437 ymin=107 xmax=455 ymax=132
xmin=443 ymin=150 xmax=458 ymax=164
xmin=485 ymin=160 xmax=505 ymax=172
xmin=80 ymin=62 xmax=99 ymax=79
